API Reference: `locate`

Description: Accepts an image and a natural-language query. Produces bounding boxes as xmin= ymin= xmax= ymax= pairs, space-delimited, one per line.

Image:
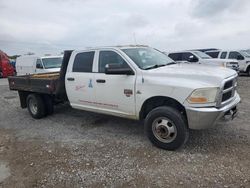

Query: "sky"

xmin=0 ymin=0 xmax=250 ymax=55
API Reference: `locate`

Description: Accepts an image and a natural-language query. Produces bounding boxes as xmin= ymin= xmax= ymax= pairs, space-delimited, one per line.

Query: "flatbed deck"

xmin=8 ymin=72 xmax=60 ymax=94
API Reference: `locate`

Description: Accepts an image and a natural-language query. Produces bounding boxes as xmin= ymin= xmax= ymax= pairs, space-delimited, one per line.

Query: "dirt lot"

xmin=0 ymin=76 xmax=249 ymax=188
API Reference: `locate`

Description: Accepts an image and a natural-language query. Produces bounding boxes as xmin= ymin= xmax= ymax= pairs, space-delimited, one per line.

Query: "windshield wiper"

xmin=144 ymin=62 xmax=176 ymax=70
xmin=166 ymin=62 xmax=176 ymax=65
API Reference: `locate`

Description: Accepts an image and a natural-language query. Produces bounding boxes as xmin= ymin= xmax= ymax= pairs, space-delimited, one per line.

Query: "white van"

xmin=16 ymin=55 xmax=63 ymax=76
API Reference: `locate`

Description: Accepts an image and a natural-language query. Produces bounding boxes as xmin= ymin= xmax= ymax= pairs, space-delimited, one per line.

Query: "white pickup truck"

xmin=205 ymin=50 xmax=250 ymax=75
xmin=167 ymin=50 xmax=239 ymax=73
xmin=8 ymin=46 xmax=240 ymax=150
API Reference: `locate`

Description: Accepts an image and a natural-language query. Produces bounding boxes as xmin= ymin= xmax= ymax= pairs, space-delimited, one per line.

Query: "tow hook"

xmin=224 ymin=107 xmax=238 ymax=121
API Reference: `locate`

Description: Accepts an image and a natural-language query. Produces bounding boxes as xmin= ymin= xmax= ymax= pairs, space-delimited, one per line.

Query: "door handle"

xmin=96 ymin=79 xmax=106 ymax=83
xmin=67 ymin=77 xmax=75 ymax=81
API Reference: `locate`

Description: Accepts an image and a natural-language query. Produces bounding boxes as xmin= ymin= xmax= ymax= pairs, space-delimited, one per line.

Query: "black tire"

xmin=43 ymin=95 xmax=54 ymax=116
xmin=0 ymin=71 xmax=3 ymax=78
xmin=145 ymin=106 xmax=189 ymax=150
xmin=247 ymin=67 xmax=250 ymax=77
xmin=26 ymin=94 xmax=46 ymax=119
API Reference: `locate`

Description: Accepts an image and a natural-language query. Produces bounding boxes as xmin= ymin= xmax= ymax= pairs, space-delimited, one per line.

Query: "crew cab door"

xmin=228 ymin=51 xmax=245 ymax=71
xmin=65 ymin=51 xmax=97 ymax=110
xmin=94 ymin=50 xmax=136 ymax=116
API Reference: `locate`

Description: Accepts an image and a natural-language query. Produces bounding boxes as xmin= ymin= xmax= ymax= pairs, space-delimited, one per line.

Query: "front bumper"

xmin=185 ymin=93 xmax=241 ymax=130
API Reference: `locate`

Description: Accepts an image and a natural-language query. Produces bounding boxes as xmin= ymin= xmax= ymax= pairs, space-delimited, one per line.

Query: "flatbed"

xmin=8 ymin=72 xmax=60 ymax=94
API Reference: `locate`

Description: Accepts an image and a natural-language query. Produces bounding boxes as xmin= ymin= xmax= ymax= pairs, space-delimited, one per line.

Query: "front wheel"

xmin=247 ymin=67 xmax=250 ymax=77
xmin=145 ymin=106 xmax=189 ymax=150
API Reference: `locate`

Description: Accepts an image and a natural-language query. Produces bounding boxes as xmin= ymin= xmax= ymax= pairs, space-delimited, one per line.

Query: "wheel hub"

xmin=152 ymin=117 xmax=177 ymax=143
xmin=29 ymin=98 xmax=38 ymax=115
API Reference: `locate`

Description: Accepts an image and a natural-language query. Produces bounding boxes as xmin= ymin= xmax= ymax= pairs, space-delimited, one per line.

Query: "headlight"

xmin=187 ymin=87 xmax=219 ymax=104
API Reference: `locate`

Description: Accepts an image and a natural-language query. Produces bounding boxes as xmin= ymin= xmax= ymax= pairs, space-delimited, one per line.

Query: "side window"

xmin=168 ymin=53 xmax=182 ymax=61
xmin=229 ymin=51 xmax=244 ymax=60
xmin=206 ymin=52 xmax=219 ymax=58
xmin=182 ymin=52 xmax=195 ymax=61
xmin=220 ymin=52 xmax=227 ymax=59
xmin=98 ymin=51 xmax=129 ymax=73
xmin=73 ymin=52 xmax=94 ymax=72
xmin=36 ymin=59 xmax=43 ymax=69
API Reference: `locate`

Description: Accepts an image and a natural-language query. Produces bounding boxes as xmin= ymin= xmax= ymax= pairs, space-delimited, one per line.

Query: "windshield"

xmin=240 ymin=51 xmax=250 ymax=58
xmin=122 ymin=48 xmax=175 ymax=70
xmin=42 ymin=57 xmax=63 ymax=69
xmin=193 ymin=51 xmax=211 ymax=59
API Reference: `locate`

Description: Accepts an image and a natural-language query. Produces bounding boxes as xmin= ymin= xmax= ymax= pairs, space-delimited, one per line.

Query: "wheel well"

xmin=247 ymin=65 xmax=250 ymax=71
xmin=139 ymin=96 xmax=186 ymax=120
xmin=18 ymin=91 xmax=54 ymax=109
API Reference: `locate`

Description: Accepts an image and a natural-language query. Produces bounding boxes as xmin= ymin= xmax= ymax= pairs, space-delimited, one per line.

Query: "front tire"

xmin=26 ymin=94 xmax=46 ymax=119
xmin=247 ymin=67 xmax=250 ymax=77
xmin=145 ymin=106 xmax=189 ymax=150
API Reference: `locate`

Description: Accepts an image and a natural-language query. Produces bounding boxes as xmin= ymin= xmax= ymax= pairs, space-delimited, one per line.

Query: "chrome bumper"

xmin=185 ymin=93 xmax=241 ymax=130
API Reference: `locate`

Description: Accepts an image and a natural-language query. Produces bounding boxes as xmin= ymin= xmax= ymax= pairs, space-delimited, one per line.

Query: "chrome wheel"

xmin=28 ymin=98 xmax=38 ymax=115
xmin=152 ymin=117 xmax=177 ymax=143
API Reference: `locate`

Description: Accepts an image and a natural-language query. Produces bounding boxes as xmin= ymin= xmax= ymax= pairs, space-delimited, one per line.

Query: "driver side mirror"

xmin=36 ymin=64 xmax=43 ymax=69
xmin=105 ymin=64 xmax=134 ymax=75
xmin=188 ymin=55 xmax=198 ymax=62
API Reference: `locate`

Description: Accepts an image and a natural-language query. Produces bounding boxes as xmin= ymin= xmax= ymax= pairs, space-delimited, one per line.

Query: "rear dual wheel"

xmin=26 ymin=94 xmax=54 ymax=119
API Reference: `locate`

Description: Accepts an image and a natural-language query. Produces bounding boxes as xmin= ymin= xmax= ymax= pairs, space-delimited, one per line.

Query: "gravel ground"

xmin=0 ymin=76 xmax=249 ymax=188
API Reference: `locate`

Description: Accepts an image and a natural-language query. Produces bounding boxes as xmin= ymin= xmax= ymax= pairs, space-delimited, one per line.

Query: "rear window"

xmin=73 ymin=52 xmax=95 ymax=72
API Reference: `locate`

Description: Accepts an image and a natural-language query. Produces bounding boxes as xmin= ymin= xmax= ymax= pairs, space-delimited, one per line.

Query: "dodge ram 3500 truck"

xmin=8 ymin=46 xmax=240 ymax=150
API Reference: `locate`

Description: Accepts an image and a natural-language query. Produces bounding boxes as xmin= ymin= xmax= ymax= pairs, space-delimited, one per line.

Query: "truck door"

xmin=94 ymin=50 xmax=136 ymax=116
xmin=228 ymin=51 xmax=245 ymax=71
xmin=65 ymin=51 xmax=97 ymax=110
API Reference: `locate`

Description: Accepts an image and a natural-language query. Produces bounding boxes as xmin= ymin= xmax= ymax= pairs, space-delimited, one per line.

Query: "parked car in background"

xmin=0 ymin=50 xmax=15 ymax=78
xmin=240 ymin=50 xmax=250 ymax=56
xmin=205 ymin=50 xmax=250 ymax=76
xmin=8 ymin=46 xmax=240 ymax=150
xmin=16 ymin=55 xmax=63 ymax=75
xmin=166 ymin=51 xmax=239 ymax=73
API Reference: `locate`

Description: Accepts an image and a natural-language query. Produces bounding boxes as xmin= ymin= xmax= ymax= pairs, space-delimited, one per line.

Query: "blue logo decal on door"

xmin=88 ymin=79 xmax=93 ymax=88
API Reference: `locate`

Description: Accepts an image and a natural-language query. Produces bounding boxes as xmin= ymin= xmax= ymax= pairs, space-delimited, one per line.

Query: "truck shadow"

xmin=53 ymin=104 xmax=247 ymax=153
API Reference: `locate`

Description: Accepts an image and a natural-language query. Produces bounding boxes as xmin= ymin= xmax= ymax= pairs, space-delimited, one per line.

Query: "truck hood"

xmin=143 ymin=64 xmax=237 ymax=87
xmin=202 ymin=58 xmax=238 ymax=65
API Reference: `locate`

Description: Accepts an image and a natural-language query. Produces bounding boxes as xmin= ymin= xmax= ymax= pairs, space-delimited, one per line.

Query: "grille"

xmin=223 ymin=80 xmax=233 ymax=90
xmin=222 ymin=91 xmax=233 ymax=102
xmin=221 ymin=77 xmax=237 ymax=104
